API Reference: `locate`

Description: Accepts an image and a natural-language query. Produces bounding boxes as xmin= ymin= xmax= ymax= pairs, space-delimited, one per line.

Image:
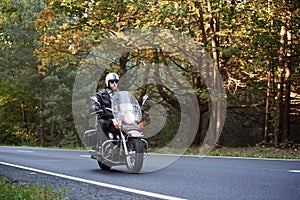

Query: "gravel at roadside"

xmin=0 ymin=164 xmax=157 ymax=200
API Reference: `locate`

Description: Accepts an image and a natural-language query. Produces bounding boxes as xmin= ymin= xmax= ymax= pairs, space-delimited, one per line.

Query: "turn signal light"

xmin=139 ymin=123 xmax=144 ymax=128
xmin=114 ymin=124 xmax=120 ymax=129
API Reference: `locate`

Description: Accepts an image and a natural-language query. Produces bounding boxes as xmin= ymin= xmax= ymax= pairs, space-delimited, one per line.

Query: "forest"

xmin=0 ymin=0 xmax=299 ymax=150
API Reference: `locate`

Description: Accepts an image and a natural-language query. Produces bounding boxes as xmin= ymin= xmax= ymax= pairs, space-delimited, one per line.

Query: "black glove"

xmin=94 ymin=105 xmax=100 ymax=111
xmin=90 ymin=104 xmax=99 ymax=112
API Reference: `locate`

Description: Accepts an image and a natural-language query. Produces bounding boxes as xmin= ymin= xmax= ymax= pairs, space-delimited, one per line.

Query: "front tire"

xmin=98 ymin=161 xmax=111 ymax=170
xmin=126 ymin=138 xmax=144 ymax=173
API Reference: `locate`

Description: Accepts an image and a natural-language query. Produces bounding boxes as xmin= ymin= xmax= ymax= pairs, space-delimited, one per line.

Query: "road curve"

xmin=0 ymin=146 xmax=300 ymax=200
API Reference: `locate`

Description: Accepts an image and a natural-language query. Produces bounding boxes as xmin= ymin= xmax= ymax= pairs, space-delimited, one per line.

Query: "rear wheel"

xmin=126 ymin=138 xmax=144 ymax=173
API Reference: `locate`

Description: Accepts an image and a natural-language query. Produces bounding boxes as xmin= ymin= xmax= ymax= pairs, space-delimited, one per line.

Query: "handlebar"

xmin=90 ymin=107 xmax=113 ymax=117
xmin=141 ymin=106 xmax=149 ymax=115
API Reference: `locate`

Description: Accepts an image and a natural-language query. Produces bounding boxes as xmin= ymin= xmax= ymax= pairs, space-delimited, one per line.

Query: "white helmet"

xmin=105 ymin=72 xmax=119 ymax=87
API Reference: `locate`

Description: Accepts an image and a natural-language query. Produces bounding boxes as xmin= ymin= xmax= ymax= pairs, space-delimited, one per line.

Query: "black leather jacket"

xmin=94 ymin=88 xmax=113 ymax=119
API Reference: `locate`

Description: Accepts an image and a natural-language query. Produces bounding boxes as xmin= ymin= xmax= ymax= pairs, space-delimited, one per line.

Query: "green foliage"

xmin=0 ymin=81 xmax=38 ymax=145
xmin=147 ymin=105 xmax=181 ymax=148
xmin=0 ymin=177 xmax=63 ymax=200
xmin=0 ymin=0 xmax=41 ymax=146
xmin=0 ymin=0 xmax=299 ymax=147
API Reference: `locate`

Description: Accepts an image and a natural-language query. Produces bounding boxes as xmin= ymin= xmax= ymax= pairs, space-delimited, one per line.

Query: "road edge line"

xmin=0 ymin=161 xmax=186 ymax=200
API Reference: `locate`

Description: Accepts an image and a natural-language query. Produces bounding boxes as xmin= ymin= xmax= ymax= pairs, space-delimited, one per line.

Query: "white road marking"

xmin=79 ymin=155 xmax=90 ymax=158
xmin=0 ymin=161 xmax=186 ymax=200
xmin=289 ymin=170 xmax=300 ymax=173
xmin=150 ymin=153 xmax=300 ymax=161
xmin=16 ymin=150 xmax=34 ymax=153
xmin=4 ymin=146 xmax=300 ymax=162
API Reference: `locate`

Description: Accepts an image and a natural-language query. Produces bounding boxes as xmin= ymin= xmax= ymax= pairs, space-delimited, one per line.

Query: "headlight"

xmin=123 ymin=112 xmax=136 ymax=124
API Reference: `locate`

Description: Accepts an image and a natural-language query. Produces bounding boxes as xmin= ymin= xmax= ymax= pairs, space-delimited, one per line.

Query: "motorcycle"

xmin=84 ymin=91 xmax=149 ymax=173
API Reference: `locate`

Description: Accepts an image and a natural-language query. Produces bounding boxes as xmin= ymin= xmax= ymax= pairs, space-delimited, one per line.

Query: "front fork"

xmin=141 ymin=138 xmax=148 ymax=158
xmin=120 ymin=132 xmax=129 ymax=157
xmin=120 ymin=132 xmax=149 ymax=158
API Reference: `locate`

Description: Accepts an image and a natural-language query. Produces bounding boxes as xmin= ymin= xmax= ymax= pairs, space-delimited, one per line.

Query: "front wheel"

xmin=126 ymin=138 xmax=144 ymax=173
xmin=98 ymin=161 xmax=111 ymax=171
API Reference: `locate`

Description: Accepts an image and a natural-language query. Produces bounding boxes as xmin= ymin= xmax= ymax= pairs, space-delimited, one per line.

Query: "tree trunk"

xmin=51 ymin=111 xmax=56 ymax=145
xmin=264 ymin=70 xmax=271 ymax=141
xmin=207 ymin=0 xmax=221 ymax=145
xmin=20 ymin=101 xmax=28 ymax=135
xmin=283 ymin=64 xmax=291 ymax=142
xmin=207 ymin=1 xmax=220 ymax=70
xmin=119 ymin=52 xmax=128 ymax=76
xmin=192 ymin=1 xmax=208 ymax=146
xmin=264 ymin=0 xmax=274 ymax=142
xmin=39 ymin=73 xmax=44 ymax=146
xmin=275 ymin=8 xmax=287 ymax=146
xmin=194 ymin=1 xmax=207 ymax=46
xmin=282 ymin=8 xmax=292 ymax=142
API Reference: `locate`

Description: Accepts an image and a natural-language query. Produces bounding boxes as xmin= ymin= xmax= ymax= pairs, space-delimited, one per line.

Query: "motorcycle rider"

xmin=93 ymin=72 xmax=119 ymax=142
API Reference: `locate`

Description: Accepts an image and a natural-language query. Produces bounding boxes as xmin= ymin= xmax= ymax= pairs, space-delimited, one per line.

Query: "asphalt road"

xmin=0 ymin=146 xmax=300 ymax=200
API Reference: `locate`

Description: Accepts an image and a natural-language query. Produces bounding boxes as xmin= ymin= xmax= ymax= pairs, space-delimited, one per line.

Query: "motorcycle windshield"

xmin=112 ymin=91 xmax=142 ymax=125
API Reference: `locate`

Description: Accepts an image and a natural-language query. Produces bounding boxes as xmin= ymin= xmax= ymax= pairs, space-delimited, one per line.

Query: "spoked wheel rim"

xmin=126 ymin=138 xmax=144 ymax=173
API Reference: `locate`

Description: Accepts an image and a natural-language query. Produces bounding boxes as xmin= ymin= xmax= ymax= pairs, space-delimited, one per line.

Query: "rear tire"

xmin=126 ymin=138 xmax=144 ymax=173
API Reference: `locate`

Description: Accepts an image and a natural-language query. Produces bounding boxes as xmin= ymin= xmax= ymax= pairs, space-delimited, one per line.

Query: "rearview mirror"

xmin=142 ymin=95 xmax=149 ymax=106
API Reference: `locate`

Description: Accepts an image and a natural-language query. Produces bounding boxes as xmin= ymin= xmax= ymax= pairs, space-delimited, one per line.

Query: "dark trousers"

xmin=97 ymin=119 xmax=118 ymax=142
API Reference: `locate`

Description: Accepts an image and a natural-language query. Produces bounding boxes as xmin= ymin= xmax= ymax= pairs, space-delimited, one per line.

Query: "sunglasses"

xmin=109 ymin=80 xmax=119 ymax=84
